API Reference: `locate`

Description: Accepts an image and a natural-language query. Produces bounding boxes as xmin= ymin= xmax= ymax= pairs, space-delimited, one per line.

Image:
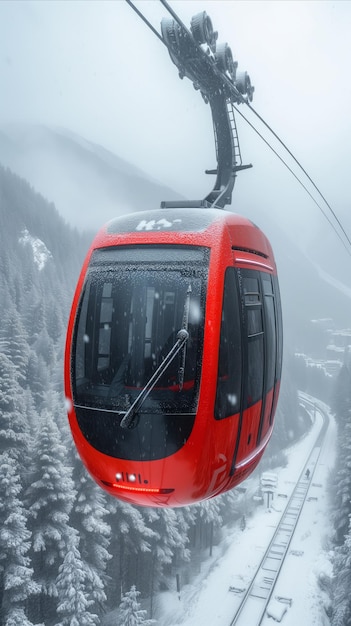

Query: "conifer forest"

xmin=0 ymin=160 xmax=351 ymax=626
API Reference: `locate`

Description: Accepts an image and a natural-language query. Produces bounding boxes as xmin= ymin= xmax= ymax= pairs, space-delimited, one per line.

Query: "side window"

xmin=262 ymin=274 xmax=276 ymax=391
xmin=273 ymin=275 xmax=283 ymax=382
xmin=243 ymin=274 xmax=264 ymax=407
xmin=215 ymin=268 xmax=242 ymax=419
xmin=75 ymin=283 xmax=90 ymax=382
xmin=98 ymin=282 xmax=113 ymax=371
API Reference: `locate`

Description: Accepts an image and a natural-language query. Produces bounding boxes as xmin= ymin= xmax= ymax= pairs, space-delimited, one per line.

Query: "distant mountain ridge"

xmin=0 ymin=123 xmax=184 ymax=231
xmin=0 ymin=164 xmax=89 ymax=310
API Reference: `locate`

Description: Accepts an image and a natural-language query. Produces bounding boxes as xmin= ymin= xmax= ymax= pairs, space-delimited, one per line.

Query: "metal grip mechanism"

xmin=161 ymin=11 xmax=253 ymax=209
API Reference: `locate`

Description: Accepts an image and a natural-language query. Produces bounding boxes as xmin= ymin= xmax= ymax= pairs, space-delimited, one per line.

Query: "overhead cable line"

xmin=125 ymin=0 xmax=165 ymax=44
xmin=246 ymin=101 xmax=351 ymax=248
xmin=233 ymin=105 xmax=351 ymax=257
xmin=125 ymin=0 xmax=351 ymax=255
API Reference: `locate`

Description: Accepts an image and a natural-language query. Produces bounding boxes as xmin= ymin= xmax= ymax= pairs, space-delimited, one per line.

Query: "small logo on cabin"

xmin=136 ymin=218 xmax=182 ymax=231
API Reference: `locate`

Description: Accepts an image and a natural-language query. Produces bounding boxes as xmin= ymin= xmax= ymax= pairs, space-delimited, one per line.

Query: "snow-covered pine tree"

xmin=0 ymin=352 xmax=30 ymax=464
xmin=0 ymin=453 xmax=39 ymax=626
xmin=24 ymin=406 xmax=76 ymax=624
xmin=329 ymin=350 xmax=351 ymax=623
xmin=331 ymin=517 xmax=351 ymax=626
xmin=331 ymin=407 xmax=351 ymax=544
xmin=106 ymin=500 xmax=156 ymax=603
xmin=26 ymin=352 xmax=49 ymax=412
xmin=55 ymin=531 xmax=99 ymax=626
xmin=218 ymin=488 xmax=242 ymax=524
xmin=21 ymin=389 xmax=38 ymax=452
xmin=31 ymin=325 xmax=55 ymax=369
xmin=117 ymin=585 xmax=155 ymax=626
xmin=0 ymin=325 xmax=38 ymax=624
xmin=173 ymin=506 xmax=196 ymax=563
xmin=70 ymin=452 xmax=112 ymax=619
xmin=331 ymin=352 xmax=351 ymax=544
xmin=45 ymin=295 xmax=65 ymax=345
xmin=191 ymin=497 xmax=222 ymax=551
xmin=0 ymin=304 xmax=30 ymax=387
xmin=22 ymin=288 xmax=46 ymax=347
xmin=141 ymin=507 xmax=190 ymax=605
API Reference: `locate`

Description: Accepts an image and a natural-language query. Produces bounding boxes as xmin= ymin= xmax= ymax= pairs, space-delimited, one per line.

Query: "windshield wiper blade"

xmin=178 ymin=284 xmax=192 ymax=391
xmin=120 ymin=328 xmax=189 ymax=429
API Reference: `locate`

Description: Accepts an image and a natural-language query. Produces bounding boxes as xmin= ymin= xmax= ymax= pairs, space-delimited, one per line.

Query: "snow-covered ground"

xmin=156 ymin=403 xmax=336 ymax=625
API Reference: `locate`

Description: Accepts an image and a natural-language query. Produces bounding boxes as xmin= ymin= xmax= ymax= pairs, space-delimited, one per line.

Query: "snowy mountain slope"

xmin=0 ymin=164 xmax=89 ymax=306
xmin=0 ymin=124 xmax=184 ymax=231
xmin=310 ymin=259 xmax=351 ymax=300
xmin=19 ymin=228 xmax=52 ymax=271
xmin=265 ymin=215 xmax=351 ymax=348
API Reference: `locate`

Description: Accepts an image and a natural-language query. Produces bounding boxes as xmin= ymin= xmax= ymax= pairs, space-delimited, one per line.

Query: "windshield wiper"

xmin=120 ymin=328 xmax=189 ymax=429
xmin=178 ymin=284 xmax=192 ymax=391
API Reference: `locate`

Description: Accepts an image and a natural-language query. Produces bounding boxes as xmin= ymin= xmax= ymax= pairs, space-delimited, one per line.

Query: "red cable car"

xmin=64 ymin=207 xmax=282 ymax=507
xmin=64 ymin=9 xmax=283 ymax=507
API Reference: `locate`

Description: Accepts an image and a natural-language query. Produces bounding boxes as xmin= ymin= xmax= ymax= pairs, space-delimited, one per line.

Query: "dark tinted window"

xmin=262 ymin=273 xmax=276 ymax=391
xmin=73 ymin=245 xmax=208 ymax=415
xmin=273 ymin=274 xmax=283 ymax=382
xmin=243 ymin=273 xmax=264 ymax=406
xmin=215 ymin=266 xmax=283 ymax=426
xmin=215 ymin=268 xmax=242 ymax=419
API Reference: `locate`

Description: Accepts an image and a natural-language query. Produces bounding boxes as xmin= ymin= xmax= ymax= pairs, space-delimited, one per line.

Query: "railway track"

xmin=229 ymin=396 xmax=329 ymax=625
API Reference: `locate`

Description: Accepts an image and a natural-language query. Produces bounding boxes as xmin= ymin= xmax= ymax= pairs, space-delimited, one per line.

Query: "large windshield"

xmin=72 ymin=245 xmax=208 ymax=415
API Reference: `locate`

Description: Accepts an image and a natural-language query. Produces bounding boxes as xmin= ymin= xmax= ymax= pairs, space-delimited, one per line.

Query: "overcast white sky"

xmin=1 ymin=0 xmax=351 ymax=261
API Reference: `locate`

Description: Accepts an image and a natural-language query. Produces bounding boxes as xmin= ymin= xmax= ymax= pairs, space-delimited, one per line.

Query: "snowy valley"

xmin=0 ymin=144 xmax=350 ymax=624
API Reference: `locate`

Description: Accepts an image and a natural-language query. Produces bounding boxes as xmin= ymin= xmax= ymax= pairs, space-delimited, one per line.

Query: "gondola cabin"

xmin=65 ymin=208 xmax=282 ymax=507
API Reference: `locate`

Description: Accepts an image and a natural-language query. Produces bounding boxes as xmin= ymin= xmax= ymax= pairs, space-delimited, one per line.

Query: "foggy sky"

xmin=1 ymin=0 xmax=351 ymax=267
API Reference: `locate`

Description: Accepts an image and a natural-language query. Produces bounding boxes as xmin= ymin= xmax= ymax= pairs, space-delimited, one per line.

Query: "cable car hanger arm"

xmin=125 ymin=1 xmax=253 ymax=210
xmin=159 ymin=6 xmax=253 ymax=209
